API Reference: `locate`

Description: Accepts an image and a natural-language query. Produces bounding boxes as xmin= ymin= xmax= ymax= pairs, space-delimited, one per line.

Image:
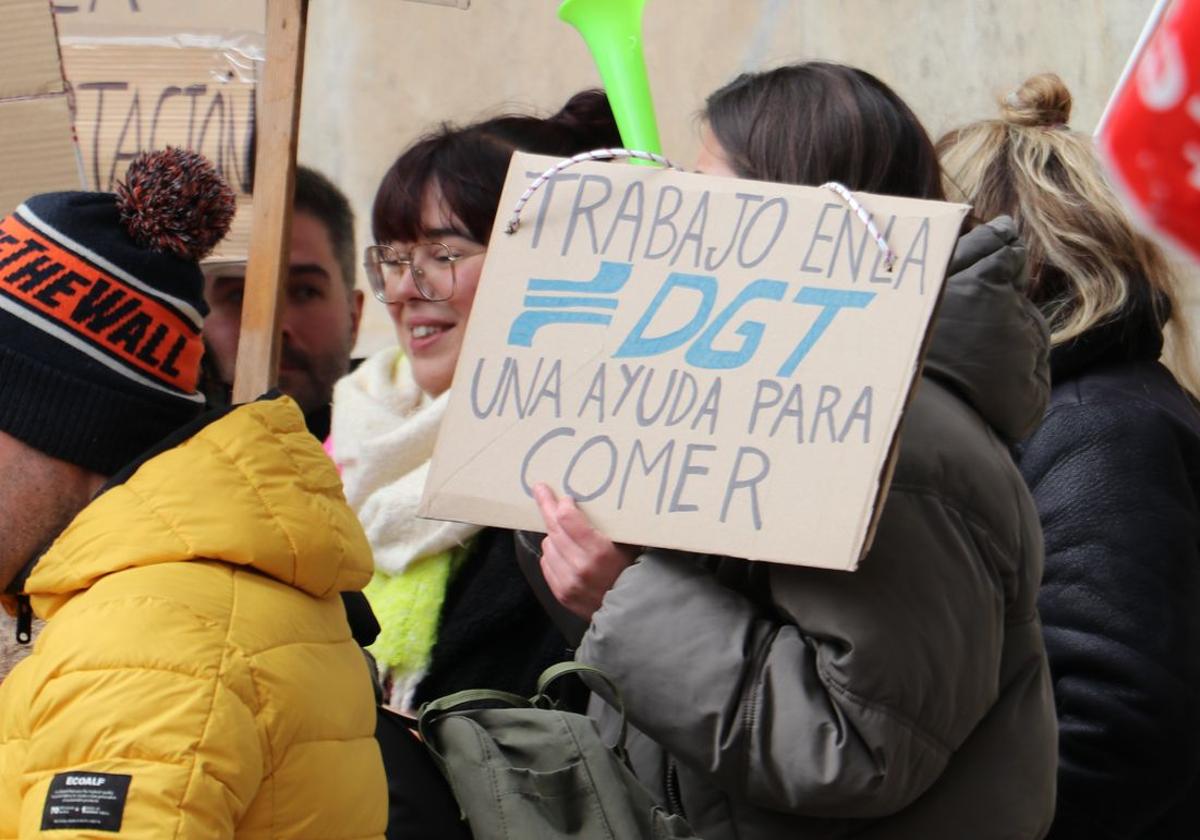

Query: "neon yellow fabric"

xmin=364 ymin=545 xmax=467 ymax=677
xmin=366 ymin=554 xmax=447 ymax=676
xmin=0 ymin=398 xmax=387 ymax=839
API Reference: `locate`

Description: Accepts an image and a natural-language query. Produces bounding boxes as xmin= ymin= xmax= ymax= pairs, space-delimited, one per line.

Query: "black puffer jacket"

xmin=1016 ymin=288 xmax=1200 ymax=839
xmin=411 ymin=527 xmax=580 ymax=708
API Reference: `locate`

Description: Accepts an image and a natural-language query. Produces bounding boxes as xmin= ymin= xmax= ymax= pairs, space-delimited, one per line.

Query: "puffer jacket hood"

xmin=924 ymin=216 xmax=1050 ymax=442
xmin=1 ymin=396 xmax=386 ymax=839
xmin=23 ymin=396 xmax=373 ymax=618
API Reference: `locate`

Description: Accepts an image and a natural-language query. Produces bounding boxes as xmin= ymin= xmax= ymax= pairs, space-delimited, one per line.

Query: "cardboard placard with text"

xmin=55 ymin=0 xmax=264 ymax=258
xmin=420 ymin=153 xmax=968 ymax=569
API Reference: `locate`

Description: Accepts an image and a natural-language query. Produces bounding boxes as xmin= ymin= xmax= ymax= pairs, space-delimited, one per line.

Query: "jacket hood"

xmin=923 ymin=216 xmax=1050 ymax=441
xmin=24 ymin=396 xmax=373 ymax=618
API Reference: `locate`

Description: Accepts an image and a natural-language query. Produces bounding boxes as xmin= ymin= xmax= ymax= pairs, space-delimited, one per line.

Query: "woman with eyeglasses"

xmin=330 ymin=90 xmax=621 ymax=714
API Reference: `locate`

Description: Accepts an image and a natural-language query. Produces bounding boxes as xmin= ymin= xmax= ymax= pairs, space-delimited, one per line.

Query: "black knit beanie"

xmin=0 ymin=148 xmax=235 ymax=475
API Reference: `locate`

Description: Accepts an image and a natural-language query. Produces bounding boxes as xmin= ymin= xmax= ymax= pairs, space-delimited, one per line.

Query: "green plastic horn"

xmin=558 ymin=0 xmax=662 ymax=156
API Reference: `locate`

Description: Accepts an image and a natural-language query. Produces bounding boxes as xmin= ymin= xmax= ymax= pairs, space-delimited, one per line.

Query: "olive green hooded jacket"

xmin=578 ymin=217 xmax=1057 ymax=839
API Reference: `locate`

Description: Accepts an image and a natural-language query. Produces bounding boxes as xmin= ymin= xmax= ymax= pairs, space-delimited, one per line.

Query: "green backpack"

xmin=417 ymin=663 xmax=701 ymax=840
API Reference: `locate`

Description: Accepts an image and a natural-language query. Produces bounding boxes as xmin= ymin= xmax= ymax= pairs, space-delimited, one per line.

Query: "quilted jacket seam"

xmin=201 ymin=433 xmax=302 ymax=588
xmin=816 ymin=659 xmax=954 ymax=757
xmin=169 ymin=571 xmax=238 ymax=840
xmin=886 ymin=482 xmax=1013 ymax=562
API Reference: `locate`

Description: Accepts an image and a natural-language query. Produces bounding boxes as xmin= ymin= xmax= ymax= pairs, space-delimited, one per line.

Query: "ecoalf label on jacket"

xmin=41 ymin=772 xmax=131 ymax=832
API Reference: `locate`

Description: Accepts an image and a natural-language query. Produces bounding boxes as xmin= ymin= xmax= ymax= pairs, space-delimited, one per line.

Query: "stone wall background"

xmin=296 ymin=0 xmax=1170 ymax=356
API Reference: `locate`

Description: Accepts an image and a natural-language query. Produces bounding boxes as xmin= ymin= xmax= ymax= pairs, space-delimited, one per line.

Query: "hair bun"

xmin=1000 ymin=73 xmax=1072 ymax=127
xmin=116 ymin=147 xmax=236 ymax=261
xmin=549 ymin=89 xmax=622 ymax=148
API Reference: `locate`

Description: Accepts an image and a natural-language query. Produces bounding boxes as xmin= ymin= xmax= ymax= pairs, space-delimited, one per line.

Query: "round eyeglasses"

xmin=363 ymin=242 xmax=479 ymax=303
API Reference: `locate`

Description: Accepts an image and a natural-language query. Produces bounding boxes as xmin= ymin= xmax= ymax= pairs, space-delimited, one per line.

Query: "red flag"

xmin=1099 ymin=0 xmax=1200 ymax=262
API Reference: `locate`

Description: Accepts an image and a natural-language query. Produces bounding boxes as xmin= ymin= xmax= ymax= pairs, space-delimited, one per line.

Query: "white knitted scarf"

xmin=330 ymin=348 xmax=480 ymax=574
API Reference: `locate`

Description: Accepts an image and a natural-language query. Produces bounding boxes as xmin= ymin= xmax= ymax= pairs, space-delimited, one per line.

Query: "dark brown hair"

xmin=372 ymin=89 xmax=621 ymax=247
xmin=704 ymin=62 xmax=945 ymax=200
xmin=294 ymin=165 xmax=356 ymax=294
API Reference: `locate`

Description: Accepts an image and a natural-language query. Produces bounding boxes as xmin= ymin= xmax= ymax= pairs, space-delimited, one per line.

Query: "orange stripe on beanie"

xmin=0 ymin=214 xmax=203 ymax=393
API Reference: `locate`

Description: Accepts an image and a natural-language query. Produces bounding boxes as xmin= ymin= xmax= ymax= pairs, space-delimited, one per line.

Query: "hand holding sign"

xmin=534 ymin=482 xmax=635 ymax=620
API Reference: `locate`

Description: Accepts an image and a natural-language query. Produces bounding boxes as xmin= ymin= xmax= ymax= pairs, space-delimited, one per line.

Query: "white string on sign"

xmin=503 ymin=148 xmax=897 ymax=272
xmin=503 ymin=148 xmax=679 ymax=235
xmin=821 ymin=181 xmax=897 ymax=272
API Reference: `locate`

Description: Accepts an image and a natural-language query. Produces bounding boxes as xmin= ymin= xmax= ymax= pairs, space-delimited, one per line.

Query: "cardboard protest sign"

xmin=420 ymin=152 xmax=968 ymax=569
xmin=0 ymin=0 xmax=82 ymax=217
xmin=55 ymin=0 xmax=264 ymax=258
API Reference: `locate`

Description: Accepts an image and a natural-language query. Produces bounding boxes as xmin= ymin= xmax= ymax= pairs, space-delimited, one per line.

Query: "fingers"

xmin=533 ymin=482 xmax=559 ymax=530
xmin=553 ymin=497 xmax=602 ymax=547
xmin=540 ymin=535 xmax=598 ymax=619
xmin=532 ymin=483 xmax=632 ymax=621
xmin=534 ymin=483 xmax=605 ymax=555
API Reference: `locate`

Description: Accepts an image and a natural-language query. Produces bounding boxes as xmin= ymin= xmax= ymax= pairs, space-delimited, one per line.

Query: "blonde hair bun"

xmin=1000 ymin=73 xmax=1072 ymax=127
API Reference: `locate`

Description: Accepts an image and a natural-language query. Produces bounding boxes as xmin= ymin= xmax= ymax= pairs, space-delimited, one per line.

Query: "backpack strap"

xmin=417 ymin=665 xmax=630 ymax=770
xmin=417 ymin=687 xmax=532 ymax=771
xmin=533 ymin=662 xmax=628 ymax=755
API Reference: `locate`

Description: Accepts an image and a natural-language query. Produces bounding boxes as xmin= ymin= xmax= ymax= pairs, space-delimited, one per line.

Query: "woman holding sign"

xmin=330 ymin=90 xmax=621 ymax=712
xmin=532 ymin=62 xmax=1057 ymax=839
xmin=939 ymin=73 xmax=1200 ymax=840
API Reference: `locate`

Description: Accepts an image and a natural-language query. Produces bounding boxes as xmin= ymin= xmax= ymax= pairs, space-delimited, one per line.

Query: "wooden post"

xmin=232 ymin=0 xmax=309 ymax=403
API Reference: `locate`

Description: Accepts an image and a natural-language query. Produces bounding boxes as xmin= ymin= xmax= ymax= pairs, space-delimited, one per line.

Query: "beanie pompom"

xmin=116 ymin=147 xmax=236 ymax=261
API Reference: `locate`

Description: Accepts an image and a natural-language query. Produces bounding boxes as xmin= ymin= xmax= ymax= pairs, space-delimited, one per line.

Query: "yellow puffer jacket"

xmin=0 ymin=397 xmax=387 ymax=839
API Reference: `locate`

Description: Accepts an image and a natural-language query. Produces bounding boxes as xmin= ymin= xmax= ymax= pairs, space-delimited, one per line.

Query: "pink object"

xmin=323 ymin=434 xmax=342 ymax=474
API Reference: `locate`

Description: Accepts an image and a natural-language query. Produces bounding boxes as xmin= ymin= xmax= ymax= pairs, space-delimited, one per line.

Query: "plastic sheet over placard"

xmin=54 ymin=0 xmax=267 ymax=260
xmin=403 ymin=0 xmax=471 ymax=8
